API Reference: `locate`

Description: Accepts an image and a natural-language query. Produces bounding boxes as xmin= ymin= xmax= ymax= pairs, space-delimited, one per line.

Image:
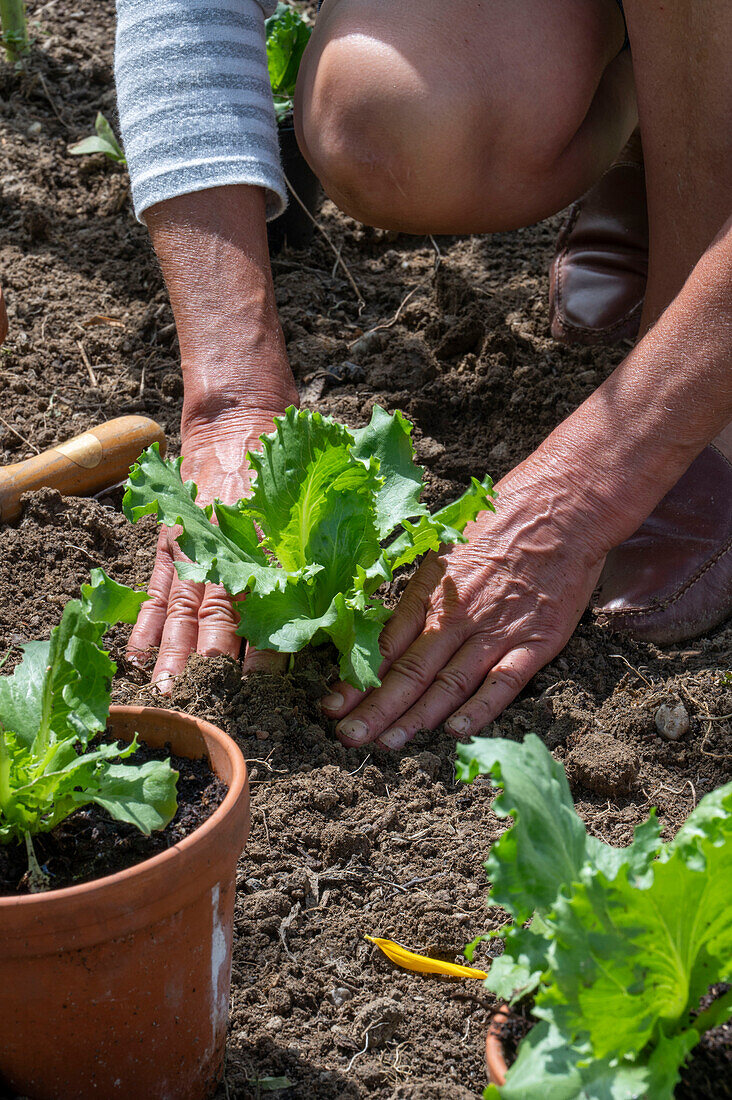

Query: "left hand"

xmin=320 ymin=456 xmax=608 ymax=749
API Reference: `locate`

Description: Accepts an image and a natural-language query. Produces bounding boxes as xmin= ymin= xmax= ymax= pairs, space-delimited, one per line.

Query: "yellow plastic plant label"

xmin=365 ymin=935 xmax=488 ymax=979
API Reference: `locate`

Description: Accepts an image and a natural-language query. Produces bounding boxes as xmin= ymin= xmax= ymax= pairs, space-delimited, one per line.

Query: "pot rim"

xmin=0 ymin=705 xmax=249 ymax=944
xmin=485 ymin=1003 xmax=510 ymax=1087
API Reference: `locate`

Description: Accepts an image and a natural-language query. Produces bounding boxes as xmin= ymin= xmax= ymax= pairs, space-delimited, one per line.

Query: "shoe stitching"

xmin=594 ymin=536 xmax=732 ymax=619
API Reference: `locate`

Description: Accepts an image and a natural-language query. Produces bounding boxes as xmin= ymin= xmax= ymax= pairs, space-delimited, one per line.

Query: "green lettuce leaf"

xmin=484 ymin=1020 xmax=700 ymax=1100
xmin=0 ymin=572 xmax=178 ymax=848
xmin=455 ymin=734 xmax=592 ymax=922
xmin=536 ymin=782 xmax=732 ymax=1061
xmin=124 ymin=406 xmax=496 ymax=690
xmin=90 ymin=758 xmax=180 ymax=834
xmin=458 ymin=735 xmax=732 ymax=1099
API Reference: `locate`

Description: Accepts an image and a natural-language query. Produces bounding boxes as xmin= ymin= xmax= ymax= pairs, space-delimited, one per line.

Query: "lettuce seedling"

xmin=0 ymin=570 xmax=178 ymax=887
xmin=456 ymin=735 xmax=732 ymax=1100
xmin=68 ymin=112 xmax=127 ymax=165
xmin=265 ymin=2 xmax=311 ymax=122
xmin=123 ymin=405 xmax=495 ymax=691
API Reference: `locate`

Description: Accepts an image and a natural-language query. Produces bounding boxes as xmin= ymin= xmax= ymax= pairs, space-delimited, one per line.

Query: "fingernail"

xmin=378 ymin=727 xmax=407 ymax=750
xmin=127 ymin=651 xmax=153 ymax=669
xmin=337 ymin=718 xmax=369 ymax=744
xmin=152 ymin=672 xmax=174 ymax=695
xmin=446 ymin=714 xmax=471 ymax=734
xmin=321 ymin=692 xmax=344 ymax=713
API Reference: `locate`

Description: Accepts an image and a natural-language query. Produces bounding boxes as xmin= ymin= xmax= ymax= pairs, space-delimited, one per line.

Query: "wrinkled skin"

xmin=127 ymin=417 xmax=287 ymax=687
xmin=322 ymin=457 xmax=606 ymax=748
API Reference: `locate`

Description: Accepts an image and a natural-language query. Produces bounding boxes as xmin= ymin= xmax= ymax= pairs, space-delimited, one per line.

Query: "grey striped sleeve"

xmin=115 ymin=0 xmax=287 ymax=221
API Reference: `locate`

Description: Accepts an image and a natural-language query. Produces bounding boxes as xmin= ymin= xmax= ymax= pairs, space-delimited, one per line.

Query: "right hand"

xmin=126 ymin=411 xmax=288 ymax=690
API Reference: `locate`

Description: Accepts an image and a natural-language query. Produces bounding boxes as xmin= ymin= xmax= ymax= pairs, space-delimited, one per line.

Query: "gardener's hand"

xmin=127 ymin=412 xmax=287 ymax=689
xmin=128 ymin=184 xmax=300 ymax=690
xmin=321 ymin=454 xmax=609 ymax=748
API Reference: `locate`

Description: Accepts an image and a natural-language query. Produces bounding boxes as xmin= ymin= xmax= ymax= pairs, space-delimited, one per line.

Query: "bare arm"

xmin=127 ymin=184 xmax=299 ymax=686
xmin=326 ymin=220 xmax=732 ymax=748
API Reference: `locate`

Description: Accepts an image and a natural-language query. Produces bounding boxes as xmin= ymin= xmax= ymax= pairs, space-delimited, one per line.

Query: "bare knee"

xmin=295 ymin=0 xmax=635 ymax=233
xmin=295 ymin=26 xmax=473 ymax=231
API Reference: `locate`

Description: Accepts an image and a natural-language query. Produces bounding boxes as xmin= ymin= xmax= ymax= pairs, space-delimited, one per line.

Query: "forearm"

xmin=144 ymin=185 xmax=299 ymax=435
xmin=520 ymin=221 xmax=732 ymax=551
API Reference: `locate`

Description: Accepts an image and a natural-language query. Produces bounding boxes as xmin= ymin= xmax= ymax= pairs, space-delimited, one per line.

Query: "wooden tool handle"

xmin=0 ymin=415 xmax=166 ymax=524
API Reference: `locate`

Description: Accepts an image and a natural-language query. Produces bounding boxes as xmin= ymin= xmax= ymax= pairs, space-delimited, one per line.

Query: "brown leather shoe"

xmin=549 ymin=131 xmax=648 ymax=345
xmin=593 ymin=445 xmax=732 ymax=644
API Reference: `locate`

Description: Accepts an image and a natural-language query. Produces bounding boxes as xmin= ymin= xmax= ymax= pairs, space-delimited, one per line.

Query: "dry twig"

xmin=283 ymin=171 xmax=365 ymax=305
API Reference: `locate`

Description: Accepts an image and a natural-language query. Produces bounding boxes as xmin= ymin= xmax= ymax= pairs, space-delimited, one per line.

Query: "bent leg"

xmin=295 ymin=0 xmax=636 ymax=233
xmin=624 ymin=1 xmax=732 ymax=330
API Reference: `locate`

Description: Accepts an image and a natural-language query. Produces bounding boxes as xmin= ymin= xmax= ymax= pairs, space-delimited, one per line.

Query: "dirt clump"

xmin=566 ymin=732 xmax=641 ymax=797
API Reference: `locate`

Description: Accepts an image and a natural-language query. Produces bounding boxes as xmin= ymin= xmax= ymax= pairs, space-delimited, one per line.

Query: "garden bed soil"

xmin=0 ymin=741 xmax=226 ymax=896
xmin=1 ymin=2 xmax=730 ymax=1096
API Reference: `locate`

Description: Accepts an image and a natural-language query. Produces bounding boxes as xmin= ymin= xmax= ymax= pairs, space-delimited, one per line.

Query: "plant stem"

xmin=0 ymin=0 xmax=29 ymax=64
xmin=24 ymin=832 xmax=50 ymax=893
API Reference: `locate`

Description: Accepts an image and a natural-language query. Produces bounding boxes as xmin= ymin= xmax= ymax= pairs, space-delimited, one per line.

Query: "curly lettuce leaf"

xmin=123 ymin=443 xmax=294 ymax=596
xmin=265 ymin=2 xmax=311 ymax=120
xmin=124 ymin=406 xmax=495 ymax=690
xmin=458 ymin=735 xmax=732 ymax=1099
xmin=0 ymin=572 xmax=178 ymax=846
xmin=484 ymin=1020 xmax=700 ymax=1100
xmin=537 ymin=782 xmax=732 ymax=1062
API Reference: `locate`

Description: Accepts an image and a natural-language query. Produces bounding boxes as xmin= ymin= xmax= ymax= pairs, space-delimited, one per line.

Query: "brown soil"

xmin=1 ymin=2 xmax=730 ymax=1097
xmin=0 ymin=740 xmax=225 ymax=896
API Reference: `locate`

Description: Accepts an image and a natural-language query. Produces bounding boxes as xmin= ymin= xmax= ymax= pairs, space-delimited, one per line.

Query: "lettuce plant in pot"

xmin=266 ymin=2 xmax=320 ymax=252
xmin=456 ymin=735 xmax=732 ymax=1100
xmin=0 ymin=570 xmax=250 ymax=1100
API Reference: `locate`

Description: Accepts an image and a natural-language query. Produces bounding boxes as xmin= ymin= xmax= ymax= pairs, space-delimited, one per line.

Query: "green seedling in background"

xmin=0 ymin=0 xmax=29 ymax=63
xmin=266 ymin=2 xmax=311 ymax=122
xmin=68 ymin=112 xmax=127 ymax=165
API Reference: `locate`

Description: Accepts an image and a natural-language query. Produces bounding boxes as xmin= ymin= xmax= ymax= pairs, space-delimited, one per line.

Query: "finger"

xmin=321 ymin=563 xmax=434 ymax=719
xmin=242 ymin=644 xmax=288 ymax=674
xmin=196 ymin=582 xmax=243 ymax=659
xmin=375 ymin=635 xmax=499 ymax=750
xmin=151 ymin=573 xmax=205 ymax=691
xmin=335 ymin=623 xmax=467 ymax=747
xmin=127 ymin=537 xmax=176 ymax=663
xmin=443 ymin=643 xmax=550 ymax=738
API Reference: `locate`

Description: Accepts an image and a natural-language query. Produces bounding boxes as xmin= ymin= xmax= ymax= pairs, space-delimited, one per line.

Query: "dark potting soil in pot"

xmin=492 ymin=993 xmax=732 ymax=1100
xmin=0 ymin=741 xmax=226 ymax=896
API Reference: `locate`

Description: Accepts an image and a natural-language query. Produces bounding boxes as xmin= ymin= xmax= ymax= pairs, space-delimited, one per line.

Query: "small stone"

xmin=265 ymin=1015 xmax=284 ymax=1030
xmin=255 ymin=729 xmax=270 ymax=740
xmin=350 ymin=330 xmax=382 ymax=358
xmin=655 ymin=702 xmax=690 ymax=742
xmin=331 ymin=987 xmax=353 ymax=1006
xmin=27 ymin=121 xmax=42 ymax=137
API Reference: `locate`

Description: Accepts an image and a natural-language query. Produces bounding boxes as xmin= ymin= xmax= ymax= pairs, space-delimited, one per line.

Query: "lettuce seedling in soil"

xmin=265 ymin=2 xmax=312 ymax=122
xmin=0 ymin=569 xmax=178 ymax=888
xmin=123 ymin=405 xmax=496 ymax=691
xmin=457 ymin=735 xmax=732 ymax=1100
xmin=68 ymin=112 xmax=126 ymax=164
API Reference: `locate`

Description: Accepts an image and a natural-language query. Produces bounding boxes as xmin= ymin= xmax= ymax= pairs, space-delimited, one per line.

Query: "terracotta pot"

xmin=0 ymin=705 xmax=250 ymax=1100
xmin=485 ymin=1004 xmax=511 ymax=1087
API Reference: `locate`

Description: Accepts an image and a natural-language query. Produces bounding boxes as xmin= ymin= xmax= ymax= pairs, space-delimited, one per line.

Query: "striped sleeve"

xmin=115 ymin=0 xmax=287 ymax=221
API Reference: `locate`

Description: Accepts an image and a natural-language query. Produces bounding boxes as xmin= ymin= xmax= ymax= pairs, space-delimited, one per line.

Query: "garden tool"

xmin=0 ymin=415 xmax=166 ymax=523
